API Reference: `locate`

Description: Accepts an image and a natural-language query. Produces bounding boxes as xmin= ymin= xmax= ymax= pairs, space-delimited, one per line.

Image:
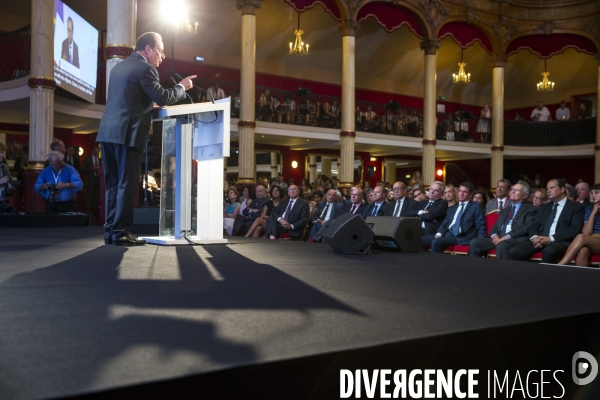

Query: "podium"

xmin=142 ymin=98 xmax=230 ymax=245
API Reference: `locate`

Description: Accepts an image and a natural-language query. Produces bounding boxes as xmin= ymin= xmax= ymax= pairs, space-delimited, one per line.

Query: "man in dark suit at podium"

xmin=97 ymin=32 xmax=196 ymax=246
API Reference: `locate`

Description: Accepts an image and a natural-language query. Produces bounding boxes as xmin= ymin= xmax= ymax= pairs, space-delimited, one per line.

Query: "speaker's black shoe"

xmin=104 ymin=233 xmax=113 ymax=245
xmin=113 ymin=233 xmax=146 ymax=246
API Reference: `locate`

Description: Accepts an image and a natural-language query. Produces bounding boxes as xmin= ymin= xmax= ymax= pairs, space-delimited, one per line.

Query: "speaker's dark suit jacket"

xmin=341 ymin=202 xmax=366 ymax=217
xmin=407 ymin=199 xmax=448 ymax=235
xmin=509 ymin=199 xmax=585 ymax=263
xmin=362 ymin=202 xmax=392 ymax=219
xmin=388 ymin=197 xmax=418 ymax=217
xmin=468 ymin=202 xmax=538 ymax=259
xmin=96 ymin=52 xmax=185 ymax=238
xmin=61 ymin=39 xmax=79 ymax=68
xmin=266 ymin=198 xmax=310 ymax=240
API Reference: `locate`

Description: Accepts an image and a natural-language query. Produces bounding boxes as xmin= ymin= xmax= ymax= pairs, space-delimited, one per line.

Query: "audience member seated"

xmin=342 ymin=187 xmax=366 ymax=216
xmin=531 ymin=188 xmax=548 ymax=207
xmin=257 ymin=93 xmax=273 ymax=122
xmin=413 ymin=188 xmax=427 ymax=203
xmin=309 ymin=190 xmax=323 ymax=216
xmin=207 ymin=82 xmax=225 ymax=100
xmin=444 ymin=185 xmax=458 ymax=207
xmin=223 ymin=188 xmax=241 ymax=236
xmin=508 ymin=179 xmax=584 ymax=264
xmin=362 ymin=186 xmax=390 ymax=218
xmin=486 ymin=179 xmax=512 ymax=213
xmin=557 ymin=184 xmax=600 ymax=267
xmin=468 ymin=181 xmax=538 ymax=259
xmin=265 ymin=185 xmax=309 ymax=240
xmin=34 ymin=151 xmax=83 ymax=213
xmin=308 ymin=188 xmax=343 ymax=242
xmin=238 ymin=186 xmax=255 ymax=216
xmin=389 ymin=181 xmax=418 ymax=217
xmin=0 ymin=142 xmax=17 ymax=214
xmin=472 ymin=190 xmax=486 ymax=211
xmin=427 ymin=182 xmax=485 ymax=253
xmin=232 ymin=185 xmax=266 ymax=236
xmin=575 ymin=182 xmax=591 ymax=207
xmin=244 ymin=186 xmax=282 ymax=238
xmin=406 ymin=181 xmax=448 ymax=251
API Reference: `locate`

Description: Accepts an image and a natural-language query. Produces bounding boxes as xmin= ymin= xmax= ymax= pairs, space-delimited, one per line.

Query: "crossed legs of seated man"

xmin=430 ymin=233 xmax=460 ymax=253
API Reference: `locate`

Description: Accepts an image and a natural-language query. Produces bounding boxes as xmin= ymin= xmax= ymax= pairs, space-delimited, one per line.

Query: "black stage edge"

xmin=0 ymin=213 xmax=89 ymax=227
xmin=63 ymin=312 xmax=600 ymax=400
xmin=2 ymin=227 xmax=600 ymax=400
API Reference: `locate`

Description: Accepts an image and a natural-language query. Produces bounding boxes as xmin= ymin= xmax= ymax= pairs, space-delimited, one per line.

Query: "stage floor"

xmin=1 ymin=226 xmax=600 ymax=399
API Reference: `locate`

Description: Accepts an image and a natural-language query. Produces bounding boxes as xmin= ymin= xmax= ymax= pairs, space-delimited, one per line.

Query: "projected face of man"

xmin=67 ymin=19 xmax=73 ymax=44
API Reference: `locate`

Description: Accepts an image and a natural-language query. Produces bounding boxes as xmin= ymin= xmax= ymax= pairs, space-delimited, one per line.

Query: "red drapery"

xmin=506 ymin=34 xmax=597 ymax=59
xmin=356 ymin=1 xmax=424 ymax=38
xmin=284 ymin=0 xmax=341 ymax=21
xmin=437 ymin=22 xmax=493 ymax=54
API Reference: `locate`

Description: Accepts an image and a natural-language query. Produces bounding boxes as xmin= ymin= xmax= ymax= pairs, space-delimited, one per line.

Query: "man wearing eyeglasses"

xmin=486 ymin=179 xmax=513 ymax=213
xmin=97 ymin=32 xmax=197 ymax=246
xmin=389 ymin=181 xmax=418 ymax=217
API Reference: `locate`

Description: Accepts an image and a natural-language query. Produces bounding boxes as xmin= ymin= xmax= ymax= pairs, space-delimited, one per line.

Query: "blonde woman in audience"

xmin=531 ymin=188 xmax=548 ymax=208
xmin=444 ymin=185 xmax=458 ymax=207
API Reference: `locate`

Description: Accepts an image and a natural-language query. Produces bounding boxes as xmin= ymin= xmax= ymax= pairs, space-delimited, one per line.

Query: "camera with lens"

xmin=47 ymin=183 xmax=57 ymax=202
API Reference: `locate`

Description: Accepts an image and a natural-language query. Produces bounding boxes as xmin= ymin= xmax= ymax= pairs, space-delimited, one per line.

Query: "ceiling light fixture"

xmin=289 ymin=12 xmax=309 ymax=55
xmin=452 ymin=48 xmax=470 ymax=83
xmin=537 ymin=59 xmax=555 ymax=91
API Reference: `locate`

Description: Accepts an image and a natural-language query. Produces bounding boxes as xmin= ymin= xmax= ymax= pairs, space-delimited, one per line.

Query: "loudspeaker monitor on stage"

xmin=365 ymin=216 xmax=421 ymax=252
xmin=322 ymin=213 xmax=374 ymax=255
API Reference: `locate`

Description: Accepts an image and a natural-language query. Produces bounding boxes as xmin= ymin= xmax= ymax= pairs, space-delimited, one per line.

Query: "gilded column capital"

xmin=418 ymin=0 xmax=449 ymax=34
xmin=420 ymin=40 xmax=440 ymax=55
xmin=236 ymin=0 xmax=262 ymax=15
xmin=339 ymin=20 xmax=359 ymax=36
xmin=492 ymin=53 xmax=506 ymax=68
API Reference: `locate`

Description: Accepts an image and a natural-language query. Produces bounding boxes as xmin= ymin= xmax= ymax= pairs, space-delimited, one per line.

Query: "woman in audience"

xmin=238 ymin=185 xmax=255 ymax=216
xmin=258 ymin=93 xmax=273 ymax=122
xmin=309 ymin=190 xmax=323 ymax=216
xmin=477 ymin=104 xmax=492 ymax=143
xmin=409 ymin=170 xmax=422 ymax=189
xmin=472 ymin=190 xmax=486 ymax=211
xmin=362 ymin=181 xmax=371 ymax=192
xmin=244 ymin=186 xmax=282 ymax=238
xmin=444 ymin=185 xmax=458 ymax=207
xmin=340 ymin=187 xmax=350 ymax=201
xmin=300 ymin=179 xmax=312 ymax=198
xmin=557 ymin=184 xmax=600 ymax=266
xmin=223 ymin=188 xmax=241 ymax=236
xmin=531 ymin=188 xmax=548 ymax=207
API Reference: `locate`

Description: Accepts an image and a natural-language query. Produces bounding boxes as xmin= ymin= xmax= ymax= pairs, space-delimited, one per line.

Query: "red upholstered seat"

xmin=590 ymin=255 xmax=600 ymax=265
xmin=485 ymin=211 xmax=500 ymax=236
xmin=443 ymin=245 xmax=455 ymax=254
xmin=487 ymin=249 xmax=496 ymax=258
xmin=453 ymin=245 xmax=470 ymax=255
xmin=277 ymin=233 xmax=291 ymax=239
xmin=530 ymin=252 xmax=543 ymax=261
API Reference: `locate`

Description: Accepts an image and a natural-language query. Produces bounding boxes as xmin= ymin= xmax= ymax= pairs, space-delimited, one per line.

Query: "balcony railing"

xmin=504 ymin=118 xmax=596 ymax=146
xmin=0 ymin=26 xmax=30 ymax=82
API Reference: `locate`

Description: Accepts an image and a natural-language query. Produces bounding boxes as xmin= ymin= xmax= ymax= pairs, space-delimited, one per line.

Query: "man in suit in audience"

xmin=575 ymin=182 xmax=591 ymax=207
xmin=508 ymin=179 xmax=585 ymax=263
xmin=389 ymin=181 xmax=418 ymax=217
xmin=407 ymin=181 xmax=448 ymax=248
xmin=428 ymin=182 xmax=486 ymax=253
xmin=468 ymin=181 xmax=538 ymax=259
xmin=44 ymin=140 xmax=67 ymax=168
xmin=81 ymin=145 xmax=102 ymax=219
xmin=413 ymin=188 xmax=427 ymax=202
xmin=341 ymin=187 xmax=366 ymax=216
xmin=486 ymin=179 xmax=513 ymax=213
xmin=362 ymin=185 xmax=391 ymax=218
xmin=266 ymin=185 xmax=309 ymax=240
xmin=308 ymin=188 xmax=343 ymax=241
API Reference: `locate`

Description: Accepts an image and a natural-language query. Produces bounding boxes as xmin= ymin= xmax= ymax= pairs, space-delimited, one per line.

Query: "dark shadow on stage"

xmin=0 ymin=243 xmax=359 ymax=399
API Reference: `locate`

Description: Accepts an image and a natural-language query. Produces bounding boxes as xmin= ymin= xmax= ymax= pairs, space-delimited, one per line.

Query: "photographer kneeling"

xmin=35 ymin=151 xmax=83 ymax=213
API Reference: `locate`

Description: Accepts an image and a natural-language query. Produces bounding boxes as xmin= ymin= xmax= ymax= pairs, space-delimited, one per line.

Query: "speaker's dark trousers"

xmin=101 ymin=142 xmax=142 ymax=238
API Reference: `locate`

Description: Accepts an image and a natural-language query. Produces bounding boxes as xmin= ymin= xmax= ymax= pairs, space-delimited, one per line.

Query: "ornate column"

xmin=385 ymin=160 xmax=396 ymax=183
xmin=236 ymin=0 xmax=261 ymax=186
xmin=420 ymin=40 xmax=439 ymax=186
xmin=308 ymin=154 xmax=317 ymax=184
xmin=338 ymin=20 xmax=358 ymax=189
xmin=270 ymin=152 xmax=278 ymax=178
xmin=321 ymin=157 xmax=332 ymax=178
xmin=491 ymin=54 xmax=505 ymax=187
xmin=105 ymin=0 xmax=136 ymax=97
xmin=25 ymin=0 xmax=55 ymax=212
xmin=596 ymin=56 xmax=600 ymax=183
